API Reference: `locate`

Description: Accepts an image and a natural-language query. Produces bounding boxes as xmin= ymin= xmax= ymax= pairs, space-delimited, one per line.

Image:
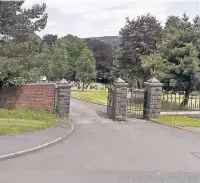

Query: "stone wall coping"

xmin=24 ymin=83 xmax=56 ymax=86
xmin=144 ymin=82 xmax=163 ymax=87
xmin=114 ymin=83 xmax=129 ymax=87
xmin=58 ymin=84 xmax=71 ymax=89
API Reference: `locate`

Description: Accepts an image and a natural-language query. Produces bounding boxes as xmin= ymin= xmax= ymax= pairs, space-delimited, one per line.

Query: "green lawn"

xmin=0 ymin=109 xmax=55 ymax=136
xmin=71 ymin=90 xmax=108 ymax=105
xmin=153 ymin=115 xmax=200 ymax=127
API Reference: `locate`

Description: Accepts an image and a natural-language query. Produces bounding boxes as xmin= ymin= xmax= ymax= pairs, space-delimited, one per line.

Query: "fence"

xmin=162 ymin=91 xmax=200 ymax=111
xmin=107 ymin=86 xmax=114 ymax=118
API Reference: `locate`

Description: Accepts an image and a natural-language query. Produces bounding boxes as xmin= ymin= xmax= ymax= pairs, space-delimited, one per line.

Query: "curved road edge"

xmin=0 ymin=123 xmax=75 ymax=162
xmin=150 ymin=119 xmax=200 ymax=135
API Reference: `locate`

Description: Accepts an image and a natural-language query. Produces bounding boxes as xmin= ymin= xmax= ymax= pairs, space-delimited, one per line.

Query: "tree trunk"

xmin=82 ymin=82 xmax=85 ymax=91
xmin=181 ymin=91 xmax=190 ymax=107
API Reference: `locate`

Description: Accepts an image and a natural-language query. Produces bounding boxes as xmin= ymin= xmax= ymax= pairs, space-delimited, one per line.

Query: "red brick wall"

xmin=3 ymin=83 xmax=56 ymax=111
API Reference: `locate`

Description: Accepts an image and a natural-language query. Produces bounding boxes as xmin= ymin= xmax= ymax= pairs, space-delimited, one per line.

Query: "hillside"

xmin=89 ymin=36 xmax=121 ymax=46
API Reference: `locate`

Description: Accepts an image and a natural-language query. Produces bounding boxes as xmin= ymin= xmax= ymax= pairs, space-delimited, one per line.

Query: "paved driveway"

xmin=0 ymin=98 xmax=200 ymax=182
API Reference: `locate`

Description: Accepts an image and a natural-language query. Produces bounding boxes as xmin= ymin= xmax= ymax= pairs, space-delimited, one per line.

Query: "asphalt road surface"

xmin=0 ymin=98 xmax=200 ymax=183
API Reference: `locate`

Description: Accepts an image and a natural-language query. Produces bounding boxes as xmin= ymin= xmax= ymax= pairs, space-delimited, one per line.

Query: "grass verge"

xmin=153 ymin=115 xmax=200 ymax=127
xmin=71 ymin=90 xmax=108 ymax=105
xmin=0 ymin=109 xmax=55 ymax=136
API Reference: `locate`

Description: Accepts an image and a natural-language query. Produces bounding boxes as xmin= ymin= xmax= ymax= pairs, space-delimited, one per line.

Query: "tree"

xmin=142 ymin=14 xmax=200 ymax=106
xmin=43 ymin=34 xmax=58 ymax=45
xmin=142 ymin=53 xmax=166 ymax=78
xmin=0 ymin=40 xmax=43 ymax=86
xmin=85 ymin=38 xmax=114 ymax=83
xmin=33 ymin=44 xmax=72 ymax=81
xmin=119 ymin=14 xmax=162 ymax=87
xmin=0 ymin=1 xmax=47 ymax=43
xmin=35 ymin=34 xmax=94 ymax=82
xmin=34 ymin=40 xmax=75 ymax=81
xmin=110 ymin=46 xmax=122 ymax=81
xmin=57 ymin=35 xmax=89 ymax=80
xmin=76 ymin=48 xmax=96 ymax=91
xmin=0 ymin=1 xmax=48 ymax=87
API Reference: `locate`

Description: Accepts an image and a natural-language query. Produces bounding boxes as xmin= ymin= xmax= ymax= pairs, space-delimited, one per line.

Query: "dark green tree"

xmin=85 ymin=38 xmax=114 ymax=83
xmin=142 ymin=14 xmax=200 ymax=106
xmin=0 ymin=1 xmax=47 ymax=43
xmin=119 ymin=14 xmax=162 ymax=87
xmin=43 ymin=34 xmax=58 ymax=45
xmin=0 ymin=1 xmax=48 ymax=87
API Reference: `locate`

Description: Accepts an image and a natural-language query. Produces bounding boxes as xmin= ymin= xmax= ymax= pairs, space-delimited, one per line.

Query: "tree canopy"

xmin=76 ymin=48 xmax=96 ymax=90
xmin=85 ymin=38 xmax=114 ymax=83
xmin=119 ymin=14 xmax=162 ymax=87
xmin=142 ymin=14 xmax=200 ymax=105
xmin=34 ymin=34 xmax=95 ymax=82
xmin=43 ymin=34 xmax=58 ymax=45
xmin=1 ymin=0 xmax=200 ymax=96
xmin=0 ymin=1 xmax=47 ymax=43
xmin=0 ymin=1 xmax=48 ymax=87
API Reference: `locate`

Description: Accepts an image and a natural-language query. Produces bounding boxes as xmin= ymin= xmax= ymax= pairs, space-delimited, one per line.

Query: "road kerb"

xmin=0 ymin=123 xmax=75 ymax=161
xmin=150 ymin=119 xmax=200 ymax=135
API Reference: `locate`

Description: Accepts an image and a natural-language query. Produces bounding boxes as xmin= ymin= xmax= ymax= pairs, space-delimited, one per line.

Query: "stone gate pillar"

xmin=57 ymin=79 xmax=71 ymax=118
xmin=144 ymin=77 xmax=163 ymax=120
xmin=111 ymin=78 xmax=128 ymax=121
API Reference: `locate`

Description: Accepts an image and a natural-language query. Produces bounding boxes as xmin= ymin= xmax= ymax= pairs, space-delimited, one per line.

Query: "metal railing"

xmin=162 ymin=91 xmax=200 ymax=111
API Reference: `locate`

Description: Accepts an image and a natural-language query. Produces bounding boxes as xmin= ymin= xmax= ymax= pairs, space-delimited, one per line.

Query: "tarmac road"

xmin=0 ymin=98 xmax=200 ymax=183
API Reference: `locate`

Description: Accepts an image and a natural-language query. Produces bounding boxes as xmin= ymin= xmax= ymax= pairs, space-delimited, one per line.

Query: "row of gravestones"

xmin=37 ymin=78 xmax=108 ymax=91
xmin=72 ymin=82 xmax=108 ymax=91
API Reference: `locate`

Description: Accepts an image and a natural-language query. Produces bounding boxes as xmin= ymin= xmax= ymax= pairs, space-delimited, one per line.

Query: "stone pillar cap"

xmin=114 ymin=77 xmax=125 ymax=83
xmin=59 ymin=78 xmax=68 ymax=84
xmin=147 ymin=77 xmax=160 ymax=83
xmin=144 ymin=77 xmax=163 ymax=87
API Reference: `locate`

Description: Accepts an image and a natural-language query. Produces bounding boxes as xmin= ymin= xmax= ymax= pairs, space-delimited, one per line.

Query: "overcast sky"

xmin=23 ymin=0 xmax=200 ymax=38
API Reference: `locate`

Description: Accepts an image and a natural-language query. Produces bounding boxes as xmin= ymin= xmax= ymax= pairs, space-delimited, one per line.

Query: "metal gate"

xmin=107 ymin=86 xmax=114 ymax=118
xmin=126 ymin=89 xmax=145 ymax=119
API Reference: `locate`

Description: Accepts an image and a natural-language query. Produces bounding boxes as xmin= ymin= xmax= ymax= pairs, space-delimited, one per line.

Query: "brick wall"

xmin=1 ymin=83 xmax=57 ymax=111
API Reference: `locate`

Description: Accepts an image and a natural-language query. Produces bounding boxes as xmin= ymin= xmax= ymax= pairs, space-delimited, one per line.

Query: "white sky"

xmin=23 ymin=0 xmax=200 ymax=38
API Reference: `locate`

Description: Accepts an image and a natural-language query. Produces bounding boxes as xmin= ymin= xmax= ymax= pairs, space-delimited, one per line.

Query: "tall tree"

xmin=43 ymin=34 xmax=58 ymax=45
xmin=76 ymin=48 xmax=96 ymax=91
xmin=119 ymin=14 xmax=162 ymax=87
xmin=0 ymin=1 xmax=48 ymax=87
xmin=57 ymin=35 xmax=89 ymax=80
xmin=142 ymin=14 xmax=200 ymax=106
xmin=85 ymin=38 xmax=114 ymax=83
xmin=0 ymin=1 xmax=47 ymax=43
xmin=34 ymin=43 xmax=72 ymax=81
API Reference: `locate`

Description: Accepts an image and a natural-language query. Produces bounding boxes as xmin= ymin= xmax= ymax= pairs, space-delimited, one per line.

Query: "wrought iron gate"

xmin=107 ymin=86 xmax=114 ymax=118
xmin=126 ymin=89 xmax=145 ymax=119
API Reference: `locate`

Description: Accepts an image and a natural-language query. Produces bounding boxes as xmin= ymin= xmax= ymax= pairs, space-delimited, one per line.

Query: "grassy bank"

xmin=71 ymin=90 xmax=108 ymax=105
xmin=0 ymin=109 xmax=55 ymax=136
xmin=153 ymin=115 xmax=200 ymax=127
